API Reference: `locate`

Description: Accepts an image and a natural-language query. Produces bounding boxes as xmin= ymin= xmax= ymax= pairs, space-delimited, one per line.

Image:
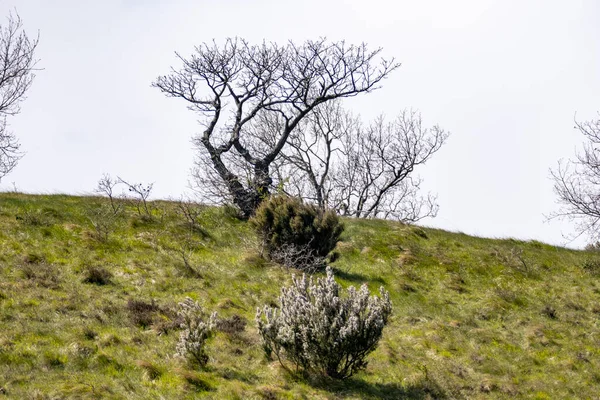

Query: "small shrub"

xmin=23 ymin=252 xmax=45 ymax=264
xmin=256 ymin=267 xmax=392 ymax=379
xmin=19 ymin=262 xmax=61 ymax=289
xmin=15 ymin=208 xmax=53 ymax=227
xmin=82 ymin=266 xmax=112 ymax=285
xmin=86 ymin=204 xmax=119 ymax=242
xmin=174 ymin=240 xmax=202 ymax=278
xmin=127 ymin=299 xmax=160 ymax=328
xmin=542 ymin=304 xmax=558 ymax=320
xmin=43 ymin=351 xmax=67 ymax=368
xmin=492 ymin=246 xmax=537 ymax=276
xmin=83 ymin=328 xmax=98 ymax=340
xmin=250 ymin=195 xmax=344 ymax=272
xmin=176 ymin=198 xmax=208 ymax=235
xmin=582 ymin=258 xmax=600 ymax=274
xmin=175 ymin=298 xmax=217 ymax=367
xmin=216 ymin=314 xmax=247 ymax=335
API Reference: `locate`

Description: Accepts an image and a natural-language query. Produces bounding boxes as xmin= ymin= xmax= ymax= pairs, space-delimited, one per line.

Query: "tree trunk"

xmin=232 ymin=161 xmax=272 ymax=218
xmin=220 ymin=159 xmax=273 ymax=219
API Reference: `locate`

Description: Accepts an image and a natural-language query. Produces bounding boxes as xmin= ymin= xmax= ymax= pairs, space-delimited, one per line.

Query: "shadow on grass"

xmin=332 ymin=268 xmax=386 ymax=285
xmin=219 ymin=367 xmax=259 ymax=384
xmin=308 ymin=375 xmax=448 ymax=400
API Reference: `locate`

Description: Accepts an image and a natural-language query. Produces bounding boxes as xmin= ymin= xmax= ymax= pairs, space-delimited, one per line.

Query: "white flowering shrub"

xmin=256 ymin=267 xmax=392 ymax=379
xmin=175 ymin=297 xmax=217 ymax=366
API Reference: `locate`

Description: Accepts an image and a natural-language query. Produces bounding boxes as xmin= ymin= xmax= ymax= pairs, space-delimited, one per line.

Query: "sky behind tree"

xmin=2 ymin=0 xmax=599 ymax=247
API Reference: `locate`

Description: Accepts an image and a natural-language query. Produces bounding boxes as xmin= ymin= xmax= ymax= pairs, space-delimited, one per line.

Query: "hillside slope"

xmin=0 ymin=194 xmax=598 ymax=399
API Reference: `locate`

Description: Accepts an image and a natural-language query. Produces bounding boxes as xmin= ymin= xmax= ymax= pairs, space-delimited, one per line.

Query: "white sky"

xmin=2 ymin=0 xmax=599 ymax=248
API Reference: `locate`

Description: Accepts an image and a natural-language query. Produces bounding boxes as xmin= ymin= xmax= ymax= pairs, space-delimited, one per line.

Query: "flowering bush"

xmin=256 ymin=267 xmax=392 ymax=379
xmin=175 ymin=298 xmax=217 ymax=366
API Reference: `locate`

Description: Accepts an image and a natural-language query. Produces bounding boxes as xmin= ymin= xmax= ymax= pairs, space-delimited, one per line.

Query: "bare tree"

xmin=95 ymin=174 xmax=123 ymax=215
xmin=551 ymin=113 xmax=600 ymax=241
xmin=274 ymin=101 xmax=356 ymax=210
xmin=0 ymin=12 xmax=39 ymax=180
xmin=154 ymin=38 xmax=399 ymax=217
xmin=271 ymin=103 xmax=448 ymax=222
xmin=117 ymin=177 xmax=153 ymax=217
xmin=332 ymin=110 xmax=447 ymax=221
xmin=175 ymin=196 xmax=208 ymax=236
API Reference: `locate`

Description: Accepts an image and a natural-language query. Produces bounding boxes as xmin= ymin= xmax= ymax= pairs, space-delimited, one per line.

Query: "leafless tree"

xmin=86 ymin=204 xmax=118 ymax=242
xmin=154 ymin=38 xmax=399 ymax=217
xmin=551 ymin=113 xmax=600 ymax=241
xmin=332 ymin=109 xmax=447 ymax=221
xmin=0 ymin=12 xmax=39 ymax=180
xmin=270 ymin=103 xmax=448 ymax=222
xmin=117 ymin=177 xmax=153 ymax=217
xmin=95 ymin=174 xmax=123 ymax=215
xmin=274 ymin=101 xmax=356 ymax=210
xmin=175 ymin=196 xmax=208 ymax=236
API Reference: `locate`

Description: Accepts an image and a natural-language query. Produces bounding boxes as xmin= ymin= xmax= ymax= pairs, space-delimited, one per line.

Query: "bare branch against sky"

xmin=0 ymin=11 xmax=39 ymax=180
xmin=153 ymin=38 xmax=399 ymax=217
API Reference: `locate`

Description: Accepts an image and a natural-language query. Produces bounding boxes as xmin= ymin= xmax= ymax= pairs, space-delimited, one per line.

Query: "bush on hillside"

xmin=250 ymin=195 xmax=343 ymax=272
xmin=175 ymin=298 xmax=218 ymax=367
xmin=256 ymin=267 xmax=392 ymax=379
xmin=82 ymin=266 xmax=112 ymax=285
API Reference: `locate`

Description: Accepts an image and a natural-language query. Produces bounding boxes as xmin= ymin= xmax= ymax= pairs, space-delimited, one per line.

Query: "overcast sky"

xmin=2 ymin=0 xmax=599 ymax=248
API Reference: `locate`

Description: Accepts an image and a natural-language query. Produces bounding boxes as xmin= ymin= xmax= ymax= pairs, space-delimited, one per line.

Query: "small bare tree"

xmin=274 ymin=101 xmax=356 ymax=210
xmin=175 ymin=197 xmax=207 ymax=235
xmin=118 ymin=177 xmax=153 ymax=217
xmin=0 ymin=12 xmax=39 ymax=180
xmin=551 ymin=113 xmax=600 ymax=241
xmin=154 ymin=38 xmax=399 ymax=217
xmin=86 ymin=205 xmax=118 ymax=242
xmin=95 ymin=174 xmax=123 ymax=215
xmin=332 ymin=110 xmax=447 ymax=221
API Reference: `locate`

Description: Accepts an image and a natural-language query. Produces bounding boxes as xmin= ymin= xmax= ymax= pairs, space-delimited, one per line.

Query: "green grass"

xmin=0 ymin=193 xmax=599 ymax=399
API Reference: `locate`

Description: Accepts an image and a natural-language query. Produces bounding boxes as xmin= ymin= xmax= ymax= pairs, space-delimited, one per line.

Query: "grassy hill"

xmin=0 ymin=193 xmax=598 ymax=399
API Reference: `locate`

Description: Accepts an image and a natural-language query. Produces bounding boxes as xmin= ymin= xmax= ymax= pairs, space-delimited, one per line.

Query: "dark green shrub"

xmin=250 ymin=195 xmax=343 ymax=271
xmin=82 ymin=266 xmax=113 ymax=285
